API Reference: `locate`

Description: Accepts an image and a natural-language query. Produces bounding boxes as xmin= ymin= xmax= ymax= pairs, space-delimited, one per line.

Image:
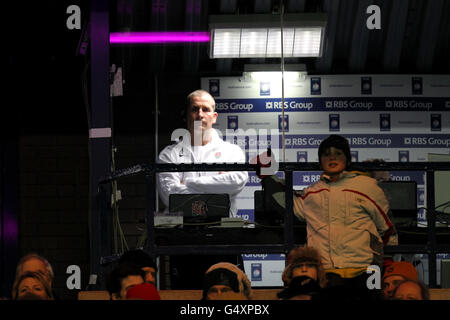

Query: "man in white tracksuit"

xmin=157 ymin=89 xmax=248 ymax=290
xmin=157 ymin=89 xmax=248 ymax=217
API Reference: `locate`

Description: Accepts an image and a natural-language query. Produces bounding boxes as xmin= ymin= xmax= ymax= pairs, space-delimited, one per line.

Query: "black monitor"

xmin=169 ymin=193 xmax=230 ymax=225
xmin=378 ymin=181 xmax=417 ymax=227
xmin=254 ymin=190 xmax=305 ymax=226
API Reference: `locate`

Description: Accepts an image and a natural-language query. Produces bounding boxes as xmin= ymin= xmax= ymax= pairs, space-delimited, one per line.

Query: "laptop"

xmin=378 ymin=181 xmax=418 ymax=227
xmin=169 ymin=194 xmax=230 ymax=225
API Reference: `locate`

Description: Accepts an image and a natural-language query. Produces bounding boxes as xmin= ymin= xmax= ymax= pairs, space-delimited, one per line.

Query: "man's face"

xmin=206 ymin=285 xmax=233 ymax=300
xmin=292 ymin=263 xmax=318 ymax=281
xmin=382 ymin=275 xmax=405 ymax=299
xmin=186 ymin=94 xmax=217 ymax=136
xmin=113 ymin=275 xmax=144 ymax=300
xmin=142 ymin=267 xmax=156 ymax=285
xmin=320 ymin=147 xmax=347 ymax=177
xmin=393 ymin=281 xmax=423 ymax=300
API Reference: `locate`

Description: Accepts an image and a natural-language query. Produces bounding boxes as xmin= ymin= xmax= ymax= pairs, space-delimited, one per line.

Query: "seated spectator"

xmin=118 ymin=249 xmax=158 ymax=285
xmin=382 ymin=261 xmax=418 ymax=299
xmin=106 ymin=263 xmax=145 ymax=300
xmin=202 ymin=262 xmax=252 ymax=300
xmin=15 ymin=253 xmax=54 ymax=288
xmin=278 ymin=246 xmax=327 ymax=300
xmin=280 ymin=246 xmax=327 ymax=288
xmin=125 ymin=283 xmax=161 ymax=300
xmin=393 ymin=279 xmax=429 ymax=300
xmin=12 ymin=271 xmax=54 ymax=300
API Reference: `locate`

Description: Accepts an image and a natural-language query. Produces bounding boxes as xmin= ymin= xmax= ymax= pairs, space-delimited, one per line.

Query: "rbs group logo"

xmin=431 ymin=114 xmax=441 ymax=131
xmin=380 ymin=114 xmax=391 ymax=131
xmin=412 ymin=77 xmax=423 ymax=95
xmin=209 ymin=79 xmax=220 ymax=97
xmin=260 ymin=82 xmax=270 ymax=96
xmin=278 ymin=115 xmax=289 ymax=132
xmin=228 ymin=116 xmax=238 ymax=130
xmin=361 ymin=77 xmax=372 ymax=95
xmin=310 ymin=77 xmax=321 ymax=95
xmin=297 ymin=151 xmax=308 ymax=163
xmin=329 ymin=114 xmax=340 ymax=132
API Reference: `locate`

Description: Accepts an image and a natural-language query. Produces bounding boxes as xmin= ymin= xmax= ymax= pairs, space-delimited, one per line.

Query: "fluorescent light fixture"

xmin=209 ymin=13 xmax=327 ymax=58
xmin=242 ymin=64 xmax=308 ymax=81
xmin=109 ymin=32 xmax=210 ymax=44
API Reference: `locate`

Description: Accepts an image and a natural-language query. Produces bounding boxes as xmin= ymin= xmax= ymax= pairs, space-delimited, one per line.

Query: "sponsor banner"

xmin=236 ymin=209 xmax=254 ymax=222
xmin=213 ymin=97 xmax=450 ymax=113
xmin=203 ymin=75 xmax=450 ymax=98
xmin=242 ymin=254 xmax=285 ymax=261
xmin=217 ymin=112 xmax=450 ymax=134
xmin=223 ymin=134 xmax=450 ymax=149
xmin=243 ymin=259 xmax=285 ymax=287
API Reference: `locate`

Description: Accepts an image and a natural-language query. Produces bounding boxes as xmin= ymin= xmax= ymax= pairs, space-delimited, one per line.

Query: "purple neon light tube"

xmin=110 ymin=31 xmax=210 ymax=44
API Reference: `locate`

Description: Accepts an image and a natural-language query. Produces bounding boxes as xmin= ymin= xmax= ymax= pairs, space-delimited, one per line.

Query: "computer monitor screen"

xmin=378 ymin=181 xmax=417 ymax=227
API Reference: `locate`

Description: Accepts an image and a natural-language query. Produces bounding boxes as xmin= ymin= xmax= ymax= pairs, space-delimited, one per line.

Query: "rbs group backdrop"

xmin=201 ymin=74 xmax=450 ymax=286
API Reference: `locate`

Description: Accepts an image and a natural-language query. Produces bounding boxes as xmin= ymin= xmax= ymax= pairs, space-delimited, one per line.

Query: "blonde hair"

xmin=186 ymin=89 xmax=215 ymax=110
xmin=12 ymin=271 xmax=54 ymax=300
xmin=16 ymin=253 xmax=54 ymax=284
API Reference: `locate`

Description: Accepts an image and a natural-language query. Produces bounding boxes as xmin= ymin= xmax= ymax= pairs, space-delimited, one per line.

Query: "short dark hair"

xmin=106 ymin=263 xmax=145 ymax=296
xmin=318 ymin=135 xmax=351 ymax=169
xmin=118 ymin=249 xmax=157 ymax=271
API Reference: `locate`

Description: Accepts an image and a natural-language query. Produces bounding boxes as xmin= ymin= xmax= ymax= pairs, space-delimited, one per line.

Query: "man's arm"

xmin=183 ymin=145 xmax=248 ymax=196
xmin=157 ymin=147 xmax=190 ymax=207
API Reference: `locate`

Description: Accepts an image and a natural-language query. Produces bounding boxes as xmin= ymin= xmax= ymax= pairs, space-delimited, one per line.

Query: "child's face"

xmin=320 ymin=147 xmax=347 ymax=177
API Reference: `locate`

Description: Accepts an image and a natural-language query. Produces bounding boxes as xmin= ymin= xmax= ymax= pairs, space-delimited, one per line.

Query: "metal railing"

xmin=100 ymin=161 xmax=450 ymax=287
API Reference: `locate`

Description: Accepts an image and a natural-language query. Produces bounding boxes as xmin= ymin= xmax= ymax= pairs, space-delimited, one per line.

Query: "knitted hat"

xmin=202 ymin=262 xmax=252 ymax=300
xmin=318 ymin=135 xmax=351 ymax=169
xmin=126 ymin=283 xmax=161 ymax=300
xmin=383 ymin=261 xmax=418 ymax=281
xmin=277 ymin=276 xmax=322 ymax=300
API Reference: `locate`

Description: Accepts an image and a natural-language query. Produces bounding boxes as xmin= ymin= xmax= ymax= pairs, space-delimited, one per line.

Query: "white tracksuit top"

xmin=157 ymin=129 xmax=249 ymax=217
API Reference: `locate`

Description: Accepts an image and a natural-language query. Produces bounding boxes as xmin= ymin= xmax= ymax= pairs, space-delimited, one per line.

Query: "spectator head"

xmin=382 ymin=261 xmax=418 ymax=299
xmin=106 ymin=263 xmax=145 ymax=300
xmin=15 ymin=253 xmax=54 ymax=287
xmin=12 ymin=271 xmax=54 ymax=300
xmin=393 ymin=279 xmax=429 ymax=300
xmin=118 ymin=249 xmax=157 ymax=285
xmin=281 ymin=246 xmax=327 ymax=288
xmin=202 ymin=262 xmax=252 ymax=300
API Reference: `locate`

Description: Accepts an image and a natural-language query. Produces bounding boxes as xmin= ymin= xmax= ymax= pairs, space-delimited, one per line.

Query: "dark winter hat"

xmin=318 ymin=135 xmax=351 ymax=168
xmin=118 ymin=249 xmax=157 ymax=271
xmin=277 ymin=276 xmax=322 ymax=300
xmin=202 ymin=262 xmax=252 ymax=300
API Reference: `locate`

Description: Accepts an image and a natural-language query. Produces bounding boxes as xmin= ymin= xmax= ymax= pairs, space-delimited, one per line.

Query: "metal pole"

xmin=426 ymin=170 xmax=437 ymax=287
xmin=88 ymin=0 xmax=112 ymax=283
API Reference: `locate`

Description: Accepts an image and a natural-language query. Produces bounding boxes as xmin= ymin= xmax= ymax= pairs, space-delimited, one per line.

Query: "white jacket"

xmin=157 ymin=129 xmax=248 ymax=217
xmin=271 ymin=171 xmax=394 ymax=270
